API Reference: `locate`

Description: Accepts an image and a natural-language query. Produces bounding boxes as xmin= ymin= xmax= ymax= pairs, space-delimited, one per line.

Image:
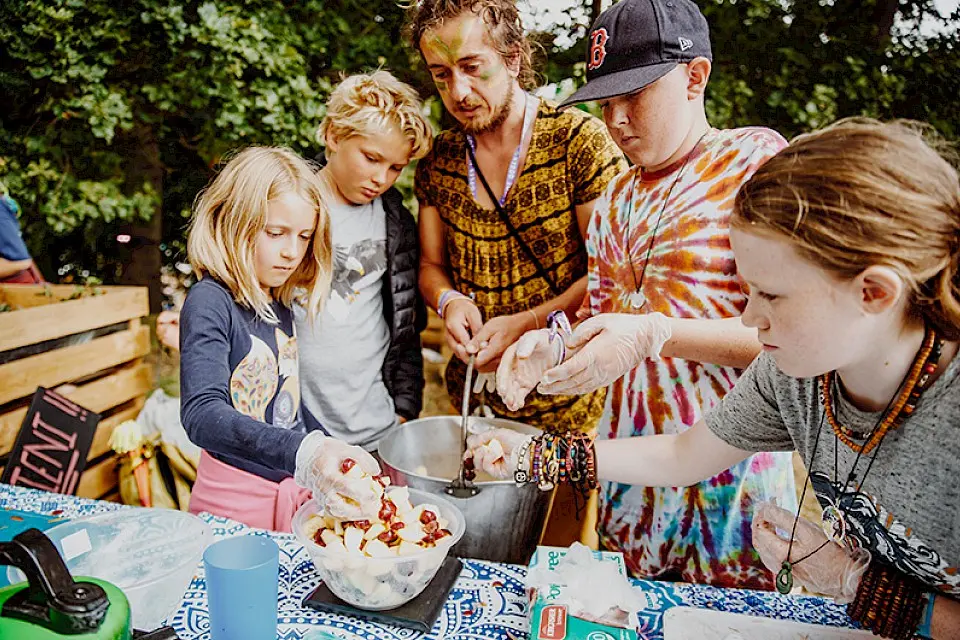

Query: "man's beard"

xmin=460 ymin=86 xmax=514 ymax=136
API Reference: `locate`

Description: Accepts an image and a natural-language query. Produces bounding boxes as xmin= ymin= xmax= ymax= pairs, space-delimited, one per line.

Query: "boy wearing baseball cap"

xmin=499 ymin=0 xmax=797 ymax=589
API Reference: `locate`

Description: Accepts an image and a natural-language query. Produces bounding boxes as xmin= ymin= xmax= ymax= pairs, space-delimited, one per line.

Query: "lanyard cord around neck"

xmin=465 ymin=92 xmax=538 ymax=206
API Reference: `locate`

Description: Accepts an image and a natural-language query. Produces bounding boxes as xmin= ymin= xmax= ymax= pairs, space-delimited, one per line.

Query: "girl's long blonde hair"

xmin=734 ymin=118 xmax=960 ymax=339
xmin=187 ymin=147 xmax=333 ymax=323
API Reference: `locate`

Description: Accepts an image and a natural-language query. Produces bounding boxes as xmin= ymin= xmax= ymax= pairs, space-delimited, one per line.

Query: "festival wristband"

xmin=917 ymin=593 xmax=936 ymax=639
xmin=438 ymin=289 xmax=469 ymax=318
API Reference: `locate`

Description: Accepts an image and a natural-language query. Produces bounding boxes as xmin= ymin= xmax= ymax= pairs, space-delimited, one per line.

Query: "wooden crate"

xmin=0 ymin=284 xmax=153 ymax=501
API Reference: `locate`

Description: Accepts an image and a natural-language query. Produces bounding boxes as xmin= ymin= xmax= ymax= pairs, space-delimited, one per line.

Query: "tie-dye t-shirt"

xmin=582 ymin=127 xmax=797 ymax=589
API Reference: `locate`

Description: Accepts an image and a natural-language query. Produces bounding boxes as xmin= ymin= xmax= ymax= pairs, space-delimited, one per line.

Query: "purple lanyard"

xmin=466 ymin=93 xmax=538 ymax=206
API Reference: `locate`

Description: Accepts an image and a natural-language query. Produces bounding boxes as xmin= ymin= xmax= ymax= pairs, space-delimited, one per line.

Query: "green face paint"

xmin=478 ymin=62 xmax=502 ymax=83
xmin=427 ymin=33 xmax=463 ymax=65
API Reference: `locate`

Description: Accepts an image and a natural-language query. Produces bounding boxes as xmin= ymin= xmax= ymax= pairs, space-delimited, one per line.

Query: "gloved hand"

xmin=496 ymin=329 xmax=559 ymax=411
xmin=295 ymin=432 xmax=383 ymax=520
xmin=751 ymin=501 xmax=871 ymax=604
xmin=465 ymin=428 xmax=533 ymax=480
xmin=538 ymin=313 xmax=672 ymax=396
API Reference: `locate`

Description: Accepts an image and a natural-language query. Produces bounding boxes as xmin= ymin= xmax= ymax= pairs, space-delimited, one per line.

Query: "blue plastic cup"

xmin=203 ymin=535 xmax=280 ymax=640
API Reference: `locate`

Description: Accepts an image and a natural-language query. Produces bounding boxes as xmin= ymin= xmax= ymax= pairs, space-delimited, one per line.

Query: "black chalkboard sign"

xmin=1 ymin=387 xmax=100 ymax=495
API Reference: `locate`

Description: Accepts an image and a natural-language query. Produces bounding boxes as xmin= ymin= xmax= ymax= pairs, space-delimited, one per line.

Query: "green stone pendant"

xmin=776 ymin=561 xmax=794 ymax=594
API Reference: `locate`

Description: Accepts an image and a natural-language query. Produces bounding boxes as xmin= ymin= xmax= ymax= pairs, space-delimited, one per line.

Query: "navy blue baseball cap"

xmin=560 ymin=0 xmax=712 ymax=107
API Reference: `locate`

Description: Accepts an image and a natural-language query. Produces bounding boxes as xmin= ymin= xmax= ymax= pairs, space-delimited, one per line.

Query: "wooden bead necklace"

xmin=820 ymin=327 xmax=943 ymax=455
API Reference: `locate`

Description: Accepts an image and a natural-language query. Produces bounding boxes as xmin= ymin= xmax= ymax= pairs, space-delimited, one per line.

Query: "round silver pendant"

xmin=821 ymin=503 xmax=848 ymax=545
xmin=628 ymin=290 xmax=646 ymax=309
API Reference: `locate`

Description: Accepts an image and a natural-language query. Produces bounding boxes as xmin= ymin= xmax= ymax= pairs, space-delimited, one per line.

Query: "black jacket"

xmin=380 ymin=187 xmax=426 ymax=420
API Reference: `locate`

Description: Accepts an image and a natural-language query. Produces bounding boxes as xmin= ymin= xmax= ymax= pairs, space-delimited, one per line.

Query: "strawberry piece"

xmin=419 ymin=509 xmax=437 ymax=524
xmin=377 ymin=530 xmax=398 ymax=544
xmin=340 ymin=458 xmax=356 ymax=474
xmin=379 ymin=498 xmax=397 ymax=521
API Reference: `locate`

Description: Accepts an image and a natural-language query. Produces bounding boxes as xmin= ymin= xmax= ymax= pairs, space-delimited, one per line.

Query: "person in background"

xmin=0 ymin=185 xmax=43 ymax=283
xmin=179 ymin=146 xmax=381 ymax=532
xmin=410 ymin=0 xmax=626 ymax=429
xmin=298 ymin=71 xmax=432 ymax=453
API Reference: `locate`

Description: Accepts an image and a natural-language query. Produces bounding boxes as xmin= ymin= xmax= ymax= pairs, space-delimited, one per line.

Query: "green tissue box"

xmin=527 ymin=545 xmax=638 ymax=640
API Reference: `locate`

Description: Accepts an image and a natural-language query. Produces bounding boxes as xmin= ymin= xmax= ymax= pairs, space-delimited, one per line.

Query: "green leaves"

xmin=0 ymin=0 xmax=414 ymax=281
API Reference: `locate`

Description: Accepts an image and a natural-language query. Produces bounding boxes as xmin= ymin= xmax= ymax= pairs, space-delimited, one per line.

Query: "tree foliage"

xmin=0 ymin=0 xmax=957 ymax=290
xmin=534 ymin=0 xmax=960 ymax=140
xmin=0 ymin=0 xmax=417 ymax=285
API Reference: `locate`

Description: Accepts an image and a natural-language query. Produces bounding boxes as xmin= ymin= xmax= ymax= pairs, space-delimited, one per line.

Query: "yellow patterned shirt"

xmin=415 ymin=99 xmax=626 ymax=431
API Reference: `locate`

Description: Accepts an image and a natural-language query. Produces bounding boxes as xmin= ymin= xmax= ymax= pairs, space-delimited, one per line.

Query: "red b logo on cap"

xmin=587 ymin=27 xmax=609 ymax=70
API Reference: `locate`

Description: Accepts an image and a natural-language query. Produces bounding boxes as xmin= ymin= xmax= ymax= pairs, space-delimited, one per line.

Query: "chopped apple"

xmin=344 ymin=527 xmax=364 ymax=555
xmin=362 ymin=538 xmax=392 ymax=558
xmin=391 ymin=487 xmax=411 ymax=513
xmin=363 ymin=523 xmax=386 ymax=541
xmin=320 ymin=529 xmax=346 ymax=552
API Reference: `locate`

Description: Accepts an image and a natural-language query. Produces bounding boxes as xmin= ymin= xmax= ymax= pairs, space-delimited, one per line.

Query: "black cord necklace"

xmin=776 ymin=332 xmax=942 ymax=594
xmin=624 ymin=131 xmax=709 ymax=310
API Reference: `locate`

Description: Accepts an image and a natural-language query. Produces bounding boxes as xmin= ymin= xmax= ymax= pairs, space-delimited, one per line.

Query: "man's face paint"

xmin=420 ymin=13 xmax=519 ymax=134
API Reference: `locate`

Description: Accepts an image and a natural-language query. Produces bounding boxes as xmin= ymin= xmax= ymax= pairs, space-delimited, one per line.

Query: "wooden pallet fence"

xmin=0 ymin=284 xmax=153 ymax=500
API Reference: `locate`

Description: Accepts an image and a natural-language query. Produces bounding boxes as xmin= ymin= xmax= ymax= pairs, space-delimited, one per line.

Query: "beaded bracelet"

xmin=514 ymin=438 xmax=532 ymax=485
xmin=847 ymin=562 xmax=927 ymax=640
xmin=540 ymin=436 xmax=557 ymax=491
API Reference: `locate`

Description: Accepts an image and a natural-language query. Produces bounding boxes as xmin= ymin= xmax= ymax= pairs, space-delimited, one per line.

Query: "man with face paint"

xmin=410 ymin=0 xmax=626 ymax=444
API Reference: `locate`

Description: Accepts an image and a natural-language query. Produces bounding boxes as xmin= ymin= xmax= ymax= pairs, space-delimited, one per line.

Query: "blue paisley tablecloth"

xmin=0 ymin=485 xmax=857 ymax=639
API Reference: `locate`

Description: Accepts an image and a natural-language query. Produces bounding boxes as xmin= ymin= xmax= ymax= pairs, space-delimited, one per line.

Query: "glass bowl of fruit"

xmin=292 ymin=483 xmax=465 ymax=610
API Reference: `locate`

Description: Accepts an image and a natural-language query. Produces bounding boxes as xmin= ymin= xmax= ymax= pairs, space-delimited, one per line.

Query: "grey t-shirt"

xmin=706 ymin=351 xmax=960 ymax=598
xmin=296 ymin=196 xmax=397 ymax=450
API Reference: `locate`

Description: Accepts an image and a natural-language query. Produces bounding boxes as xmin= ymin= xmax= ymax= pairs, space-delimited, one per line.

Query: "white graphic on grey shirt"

xmin=328 ymin=239 xmax=387 ymax=322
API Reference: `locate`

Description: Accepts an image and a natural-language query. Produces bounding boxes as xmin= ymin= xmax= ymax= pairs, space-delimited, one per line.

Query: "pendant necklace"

xmin=776 ymin=326 xmax=943 ymax=594
xmin=819 ymin=328 xmax=942 ymax=545
xmin=623 ymin=131 xmax=708 ymax=310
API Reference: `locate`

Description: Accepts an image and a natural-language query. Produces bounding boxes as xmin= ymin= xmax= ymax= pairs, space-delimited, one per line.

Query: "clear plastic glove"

xmin=751 ymin=501 xmax=871 ymax=604
xmin=538 ymin=313 xmax=672 ymax=396
xmin=294 ymin=432 xmax=383 ymax=520
xmin=465 ymin=428 xmax=533 ymax=479
xmin=496 ymin=329 xmax=559 ymax=411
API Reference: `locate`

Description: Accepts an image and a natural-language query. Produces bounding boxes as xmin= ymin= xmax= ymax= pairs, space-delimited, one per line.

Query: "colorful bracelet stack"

xmin=847 ymin=561 xmax=929 ymax=640
xmin=516 ymin=431 xmax=598 ymax=513
xmin=437 ymin=289 xmax=472 ymax=318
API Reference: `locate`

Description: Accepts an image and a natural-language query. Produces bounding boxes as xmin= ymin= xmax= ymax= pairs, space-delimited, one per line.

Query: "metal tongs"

xmin=445 ymin=354 xmax=481 ymax=498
